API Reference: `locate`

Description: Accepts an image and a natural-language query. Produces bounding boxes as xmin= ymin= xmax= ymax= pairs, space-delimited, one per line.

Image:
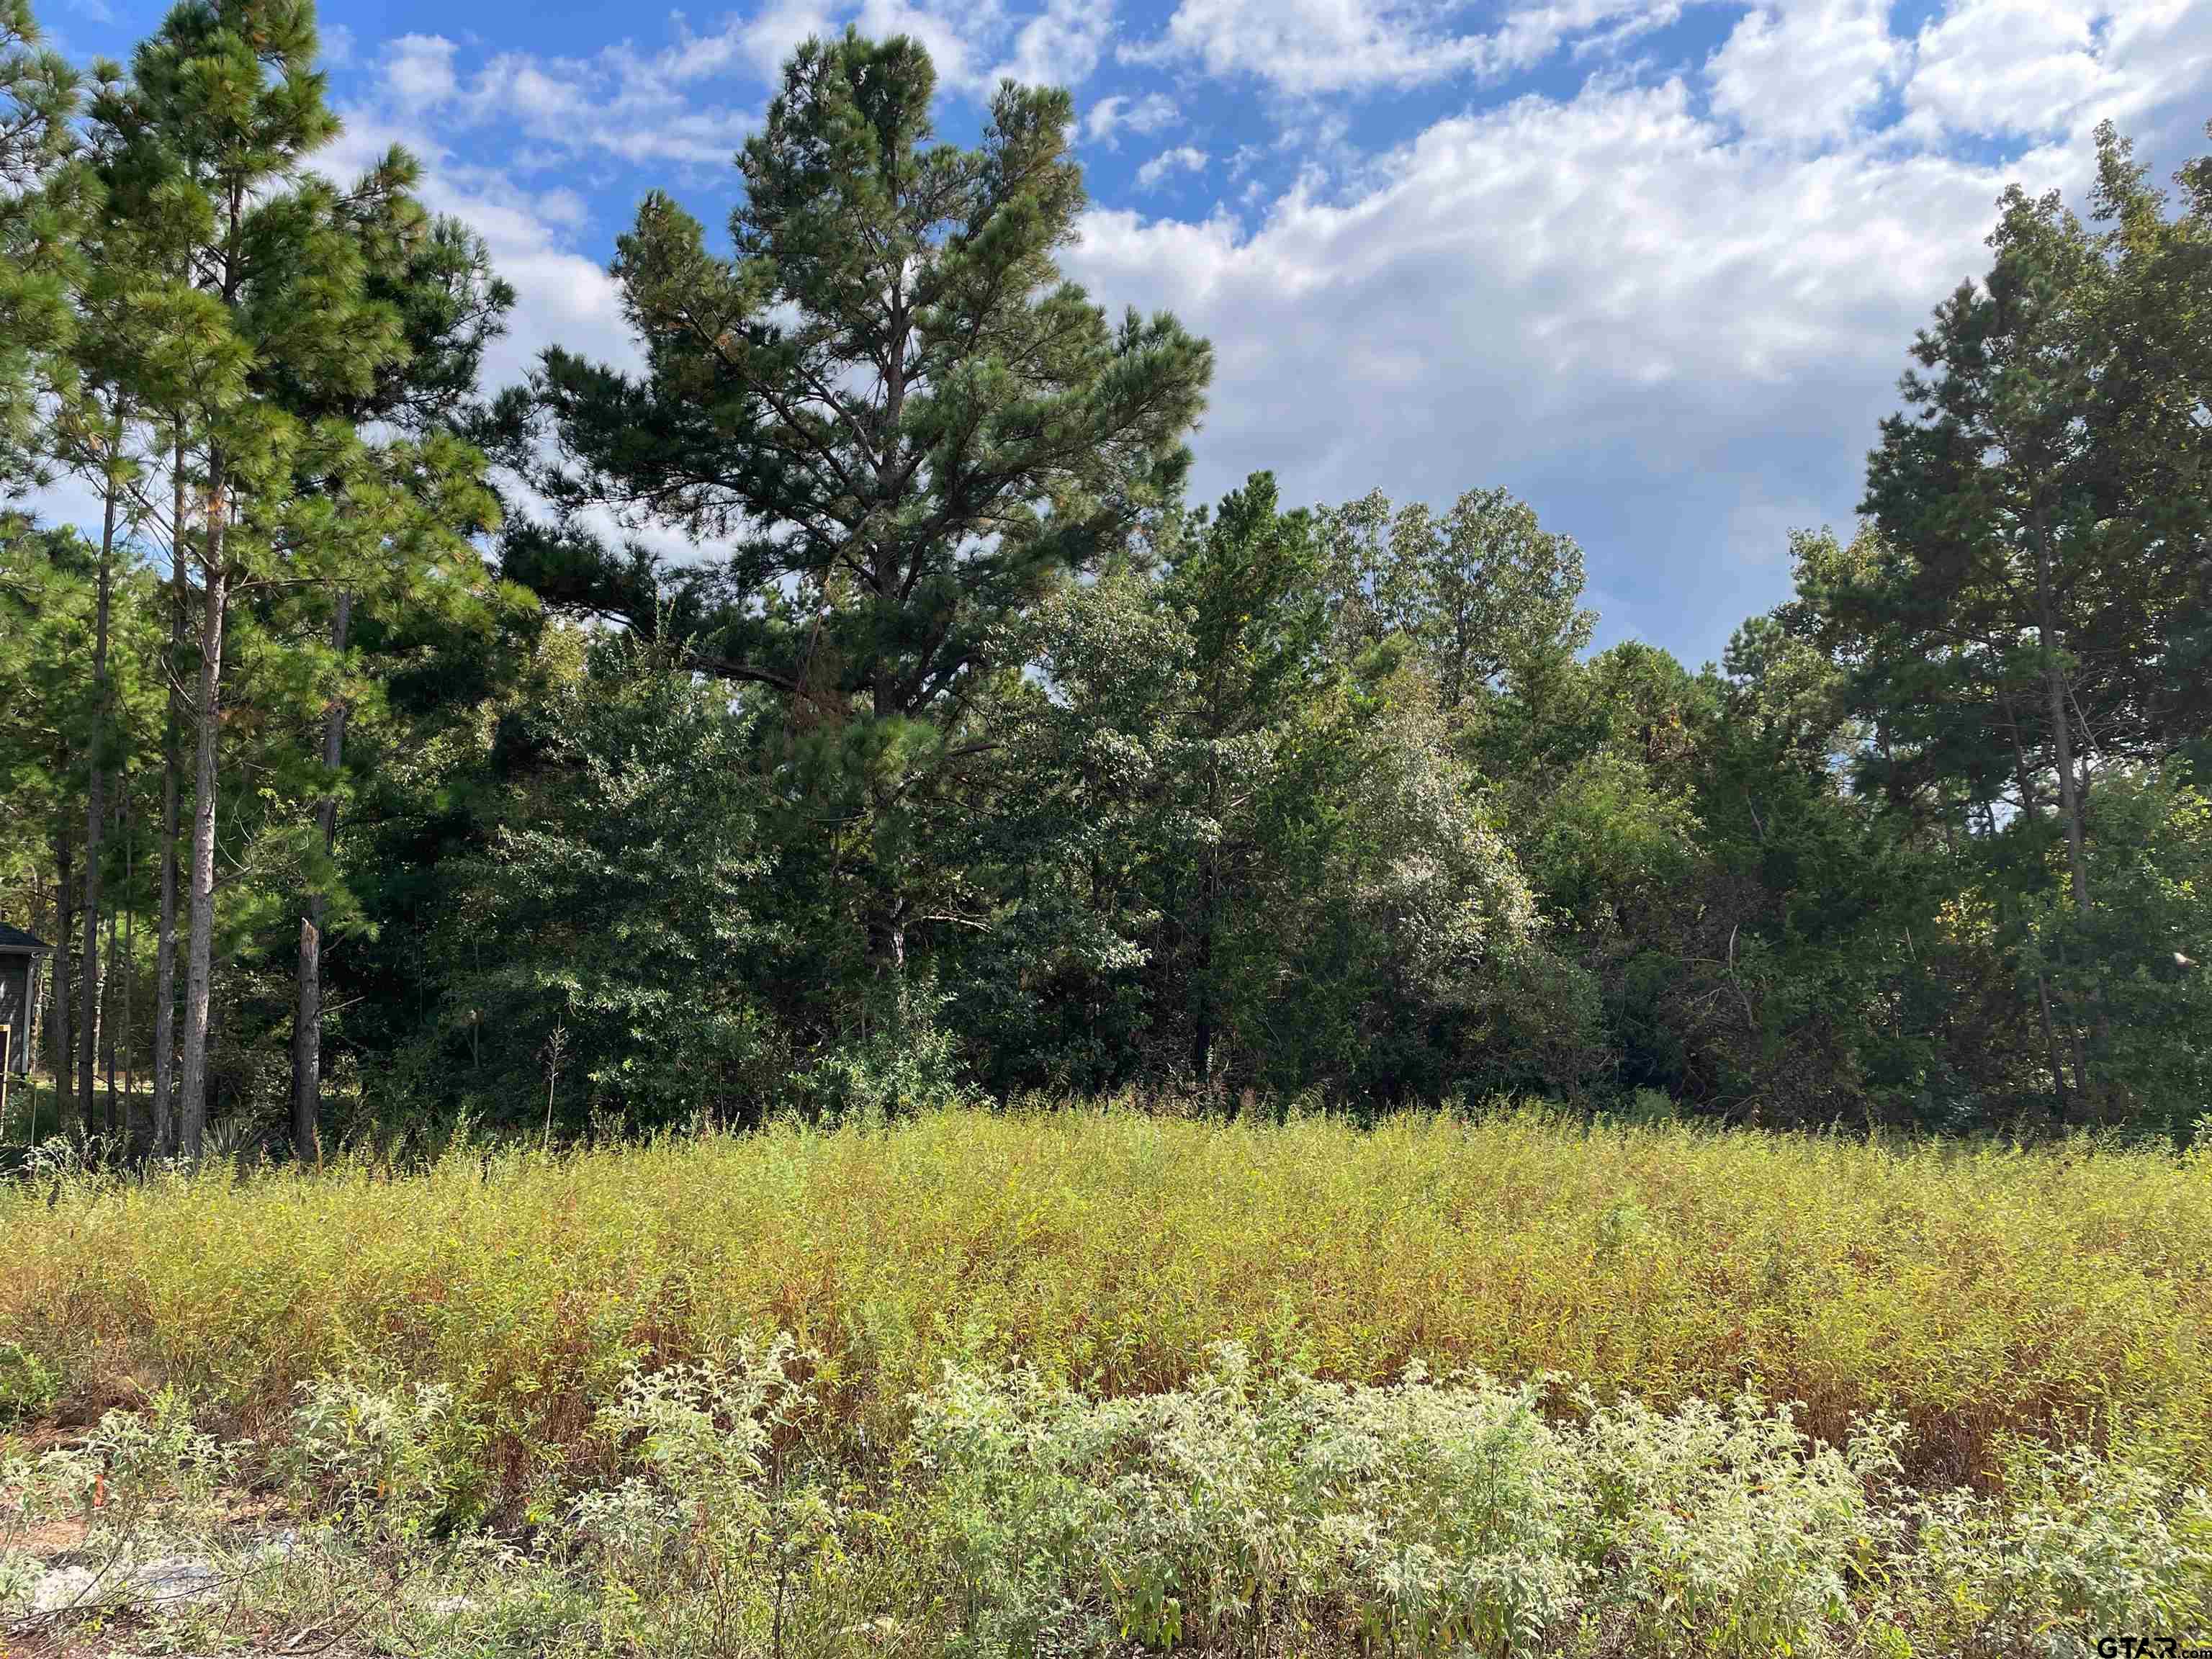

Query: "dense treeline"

xmin=1 ymin=1 xmax=2208 ymax=1154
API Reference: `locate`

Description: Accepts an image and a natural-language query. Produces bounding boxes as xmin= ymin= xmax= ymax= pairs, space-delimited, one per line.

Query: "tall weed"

xmin=1 ymin=1107 xmax=2206 ymax=1509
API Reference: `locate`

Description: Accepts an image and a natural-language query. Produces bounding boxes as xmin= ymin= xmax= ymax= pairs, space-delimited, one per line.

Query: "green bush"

xmin=0 ymin=1341 xmax=58 ymax=1423
xmin=916 ymin=1350 xmax=1889 ymax=1653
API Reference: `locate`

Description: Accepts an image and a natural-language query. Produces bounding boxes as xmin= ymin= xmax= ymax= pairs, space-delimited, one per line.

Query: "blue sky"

xmin=38 ymin=0 xmax=2212 ymax=662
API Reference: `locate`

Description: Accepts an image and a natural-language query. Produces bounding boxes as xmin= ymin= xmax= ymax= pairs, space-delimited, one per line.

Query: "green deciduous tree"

xmin=408 ymin=636 xmax=788 ymax=1136
xmin=1321 ymin=486 xmax=1593 ymax=709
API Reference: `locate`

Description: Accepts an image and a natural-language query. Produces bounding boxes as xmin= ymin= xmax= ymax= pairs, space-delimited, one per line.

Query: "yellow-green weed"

xmin=2 ymin=1107 xmax=2206 ymax=1506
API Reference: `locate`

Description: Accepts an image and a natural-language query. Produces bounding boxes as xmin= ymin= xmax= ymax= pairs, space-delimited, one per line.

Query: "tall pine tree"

xmin=91 ymin=0 xmax=408 ymax=1154
xmin=500 ymin=30 xmax=1210 ymax=1010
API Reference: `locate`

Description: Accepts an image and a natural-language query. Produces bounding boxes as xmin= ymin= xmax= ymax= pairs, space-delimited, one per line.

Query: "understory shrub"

xmin=914 ymin=1348 xmax=1913 ymax=1656
xmin=4 ymin=1359 xmax=2206 ymax=1656
xmin=560 ymin=1336 xmax=849 ymax=1651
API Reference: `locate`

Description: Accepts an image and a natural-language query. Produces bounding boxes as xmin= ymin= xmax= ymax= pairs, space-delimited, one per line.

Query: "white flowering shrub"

xmin=288 ymin=1375 xmax=486 ymax=1539
xmin=917 ymin=1346 xmax=1590 ymax=1655
xmin=1270 ymin=1357 xmax=1583 ymax=1649
xmin=916 ymin=1349 xmax=2212 ymax=1658
xmin=1567 ymin=1388 xmax=1904 ymax=1656
xmin=1900 ymin=1438 xmax=2212 ymax=1656
xmin=8 ymin=1352 xmax=2194 ymax=1658
xmin=0 ymin=1390 xmax=240 ymax=1627
xmin=0 ymin=1446 xmax=44 ymax=1615
xmin=562 ymin=1334 xmax=844 ymax=1652
xmin=24 ymin=1386 xmax=236 ymax=1537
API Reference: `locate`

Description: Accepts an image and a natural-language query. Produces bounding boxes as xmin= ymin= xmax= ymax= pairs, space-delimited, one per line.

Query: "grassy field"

xmin=5 ymin=1107 xmax=2209 ymax=1488
xmin=3 ymin=1107 xmax=2210 ymax=1654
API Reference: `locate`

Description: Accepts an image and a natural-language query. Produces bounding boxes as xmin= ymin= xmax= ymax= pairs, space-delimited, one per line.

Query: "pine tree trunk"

xmin=177 ymin=477 xmax=229 ymax=1160
xmin=2000 ymin=698 xmax=2074 ymax=1111
xmin=1190 ymin=721 xmax=1223 ymax=1093
xmin=50 ymin=831 xmax=74 ymax=1137
xmin=120 ymin=804 xmax=137 ymax=1150
xmin=291 ymin=917 xmax=320 ymax=1158
xmin=867 ymin=899 xmax=909 ymax=1023
xmin=1188 ymin=884 xmax=1215 ymax=1089
xmin=2033 ymin=511 xmax=2097 ymax=1113
xmin=77 ymin=467 xmax=117 ymax=1134
xmin=863 ymin=755 xmax=911 ymax=1026
xmin=2035 ymin=529 xmax=2090 ymax=919
xmin=290 ymin=592 xmax=350 ymax=1163
xmin=151 ymin=432 xmax=188 ymax=1155
xmin=97 ymin=902 xmax=113 ymax=1133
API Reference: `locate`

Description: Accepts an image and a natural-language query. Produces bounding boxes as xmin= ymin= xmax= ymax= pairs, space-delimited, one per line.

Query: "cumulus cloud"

xmin=359 ymin=0 xmax=1125 ymax=177
xmin=990 ymin=0 xmax=1116 ymax=87
xmin=1902 ymin=0 xmax=2128 ymax=140
xmin=1053 ymin=0 xmax=2207 ymax=652
xmin=383 ymin=33 xmax=457 ymax=111
xmin=1707 ymin=0 xmax=1903 ymax=150
xmin=721 ymin=0 xmax=838 ymax=83
xmin=1086 ymin=91 xmax=1180 ymax=144
xmin=1496 ymin=0 xmax=1699 ymax=72
xmin=1066 ymin=78 xmax=2093 ymax=650
xmin=1124 ymin=0 xmax=1718 ymax=94
xmin=1135 ymin=143 xmax=1210 ymax=189
xmin=1125 ymin=0 xmax=1500 ymax=94
xmin=364 ymin=32 xmax=755 ymax=168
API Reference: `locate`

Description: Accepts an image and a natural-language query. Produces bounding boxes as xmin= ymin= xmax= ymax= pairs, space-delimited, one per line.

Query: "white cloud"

xmin=845 ymin=0 xmax=987 ymax=89
xmin=1067 ymin=0 xmax=2212 ymax=654
xmin=360 ymin=0 xmax=1135 ymax=181
xmin=990 ymin=0 xmax=1115 ymax=87
xmin=661 ymin=0 xmax=1100 ymax=99
xmin=1495 ymin=0 xmax=1693 ymax=71
xmin=1135 ymin=143 xmax=1210 ymax=189
xmin=1068 ymin=80 xmax=2083 ymax=650
xmin=366 ymin=34 xmax=755 ymax=168
xmin=384 ymin=35 xmax=459 ymax=112
xmin=1127 ymin=0 xmax=1498 ymax=94
xmin=1707 ymin=0 xmax=1902 ymax=149
xmin=728 ymin=0 xmax=838 ymax=82
xmin=1085 ymin=91 xmax=1179 ymax=143
xmin=1125 ymin=0 xmax=1714 ymax=94
xmin=1887 ymin=0 xmax=2211 ymax=156
xmin=1902 ymin=0 xmax=2125 ymax=140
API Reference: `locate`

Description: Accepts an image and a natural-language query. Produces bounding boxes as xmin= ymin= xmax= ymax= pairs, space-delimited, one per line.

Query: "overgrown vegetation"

xmin=5 ymin=1110 xmax=2209 ymax=1498
xmin=2 ymin=1112 xmax=2210 ymax=1654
